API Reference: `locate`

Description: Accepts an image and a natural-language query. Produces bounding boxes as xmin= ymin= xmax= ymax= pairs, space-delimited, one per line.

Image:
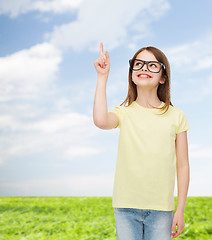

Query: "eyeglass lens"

xmin=131 ymin=60 xmax=162 ymax=73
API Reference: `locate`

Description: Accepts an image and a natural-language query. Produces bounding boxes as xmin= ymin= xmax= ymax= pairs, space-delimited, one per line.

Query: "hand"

xmin=170 ymin=210 xmax=185 ymax=238
xmin=94 ymin=42 xmax=110 ymax=77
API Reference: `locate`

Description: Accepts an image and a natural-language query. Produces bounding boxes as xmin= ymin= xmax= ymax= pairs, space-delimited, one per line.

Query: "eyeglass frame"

xmin=129 ymin=59 xmax=166 ymax=73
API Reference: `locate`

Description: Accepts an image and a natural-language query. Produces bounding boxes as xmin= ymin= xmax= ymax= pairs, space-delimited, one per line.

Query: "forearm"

xmin=176 ymin=164 xmax=190 ymax=213
xmin=93 ymin=75 xmax=108 ymax=127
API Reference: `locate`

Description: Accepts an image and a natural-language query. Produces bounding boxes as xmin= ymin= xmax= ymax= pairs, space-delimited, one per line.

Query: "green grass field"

xmin=0 ymin=197 xmax=211 ymax=239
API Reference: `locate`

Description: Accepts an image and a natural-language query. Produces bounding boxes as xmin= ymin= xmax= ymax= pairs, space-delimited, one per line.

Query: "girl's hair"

xmin=120 ymin=46 xmax=173 ymax=115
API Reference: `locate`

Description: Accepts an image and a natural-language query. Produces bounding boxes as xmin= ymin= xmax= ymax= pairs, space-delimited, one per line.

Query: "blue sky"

xmin=0 ymin=0 xmax=211 ymax=197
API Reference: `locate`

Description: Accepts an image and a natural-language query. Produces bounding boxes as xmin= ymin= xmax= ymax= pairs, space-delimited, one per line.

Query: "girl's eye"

xmin=135 ymin=62 xmax=141 ymax=66
xmin=150 ymin=63 xmax=157 ymax=68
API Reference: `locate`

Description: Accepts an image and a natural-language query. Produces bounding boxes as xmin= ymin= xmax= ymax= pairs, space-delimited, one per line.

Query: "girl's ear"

xmin=160 ymin=75 xmax=166 ymax=84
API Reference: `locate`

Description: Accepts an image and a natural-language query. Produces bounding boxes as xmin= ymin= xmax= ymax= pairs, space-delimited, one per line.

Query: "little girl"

xmin=93 ymin=42 xmax=190 ymax=240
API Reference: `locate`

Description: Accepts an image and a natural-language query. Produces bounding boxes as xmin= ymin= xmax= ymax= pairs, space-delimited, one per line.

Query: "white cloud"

xmin=0 ymin=157 xmax=5 ymax=166
xmin=32 ymin=0 xmax=84 ymax=13
xmin=189 ymin=143 xmax=212 ymax=158
xmin=200 ymin=75 xmax=212 ymax=97
xmin=163 ymin=32 xmax=212 ymax=104
xmin=47 ymin=0 xmax=170 ymax=52
xmin=0 ymin=0 xmax=83 ymax=18
xmin=0 ymin=174 xmax=114 ymax=196
xmin=171 ymin=73 xmax=212 ymax=105
xmin=187 ymin=158 xmax=212 ymax=196
xmin=64 ymin=146 xmax=102 ymax=158
xmin=0 ymin=42 xmax=62 ymax=101
xmin=0 ymin=0 xmax=171 ymax=53
xmin=0 ymin=112 xmax=91 ymax=133
xmin=165 ymin=32 xmax=212 ymax=72
xmin=23 ymin=113 xmax=91 ymax=133
xmin=0 ymin=110 xmax=102 ymax=164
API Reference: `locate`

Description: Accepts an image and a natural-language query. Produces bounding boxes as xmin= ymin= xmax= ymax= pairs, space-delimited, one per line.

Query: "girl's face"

xmin=131 ymin=50 xmax=165 ymax=88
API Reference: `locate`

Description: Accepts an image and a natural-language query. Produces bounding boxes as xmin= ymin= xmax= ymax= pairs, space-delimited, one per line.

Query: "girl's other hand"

xmin=170 ymin=210 xmax=185 ymax=238
xmin=94 ymin=42 xmax=110 ymax=77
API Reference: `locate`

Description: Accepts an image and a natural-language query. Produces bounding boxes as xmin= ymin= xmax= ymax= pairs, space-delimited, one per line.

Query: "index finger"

xmin=100 ymin=42 xmax=104 ymax=56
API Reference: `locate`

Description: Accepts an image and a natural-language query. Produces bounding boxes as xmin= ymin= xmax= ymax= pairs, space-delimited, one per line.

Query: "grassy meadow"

xmin=0 ymin=197 xmax=211 ymax=239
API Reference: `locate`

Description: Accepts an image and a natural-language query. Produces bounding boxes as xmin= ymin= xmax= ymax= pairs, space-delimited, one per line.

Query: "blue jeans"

xmin=114 ymin=207 xmax=174 ymax=240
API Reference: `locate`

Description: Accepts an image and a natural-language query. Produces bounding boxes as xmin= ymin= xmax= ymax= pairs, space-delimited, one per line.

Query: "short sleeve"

xmin=176 ymin=109 xmax=190 ymax=134
xmin=109 ymin=106 xmax=124 ymax=129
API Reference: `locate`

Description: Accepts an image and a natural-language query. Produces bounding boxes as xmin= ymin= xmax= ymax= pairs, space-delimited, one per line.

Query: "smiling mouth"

xmin=137 ymin=74 xmax=152 ymax=78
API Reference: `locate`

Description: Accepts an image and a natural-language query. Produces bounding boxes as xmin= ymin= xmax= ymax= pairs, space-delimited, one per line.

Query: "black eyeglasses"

xmin=129 ymin=59 xmax=166 ymax=73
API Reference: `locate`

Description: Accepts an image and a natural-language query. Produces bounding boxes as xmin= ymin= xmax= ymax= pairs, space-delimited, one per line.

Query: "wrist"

xmin=176 ymin=208 xmax=185 ymax=213
xmin=97 ymin=74 xmax=108 ymax=83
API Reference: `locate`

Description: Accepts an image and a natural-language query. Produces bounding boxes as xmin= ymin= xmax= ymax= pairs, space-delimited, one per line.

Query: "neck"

xmin=135 ymin=86 xmax=161 ymax=108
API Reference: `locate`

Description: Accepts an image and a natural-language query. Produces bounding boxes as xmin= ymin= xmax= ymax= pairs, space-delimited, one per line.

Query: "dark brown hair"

xmin=120 ymin=46 xmax=173 ymax=115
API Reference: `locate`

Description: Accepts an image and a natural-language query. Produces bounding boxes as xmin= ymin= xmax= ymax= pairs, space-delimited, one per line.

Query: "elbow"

xmin=93 ymin=118 xmax=107 ymax=129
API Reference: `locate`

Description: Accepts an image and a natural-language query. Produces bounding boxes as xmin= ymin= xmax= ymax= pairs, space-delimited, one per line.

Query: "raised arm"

xmin=93 ymin=42 xmax=119 ymax=129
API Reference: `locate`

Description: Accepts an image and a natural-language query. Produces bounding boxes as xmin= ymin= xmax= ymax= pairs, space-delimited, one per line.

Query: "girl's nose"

xmin=141 ymin=62 xmax=148 ymax=71
xmin=142 ymin=64 xmax=148 ymax=71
